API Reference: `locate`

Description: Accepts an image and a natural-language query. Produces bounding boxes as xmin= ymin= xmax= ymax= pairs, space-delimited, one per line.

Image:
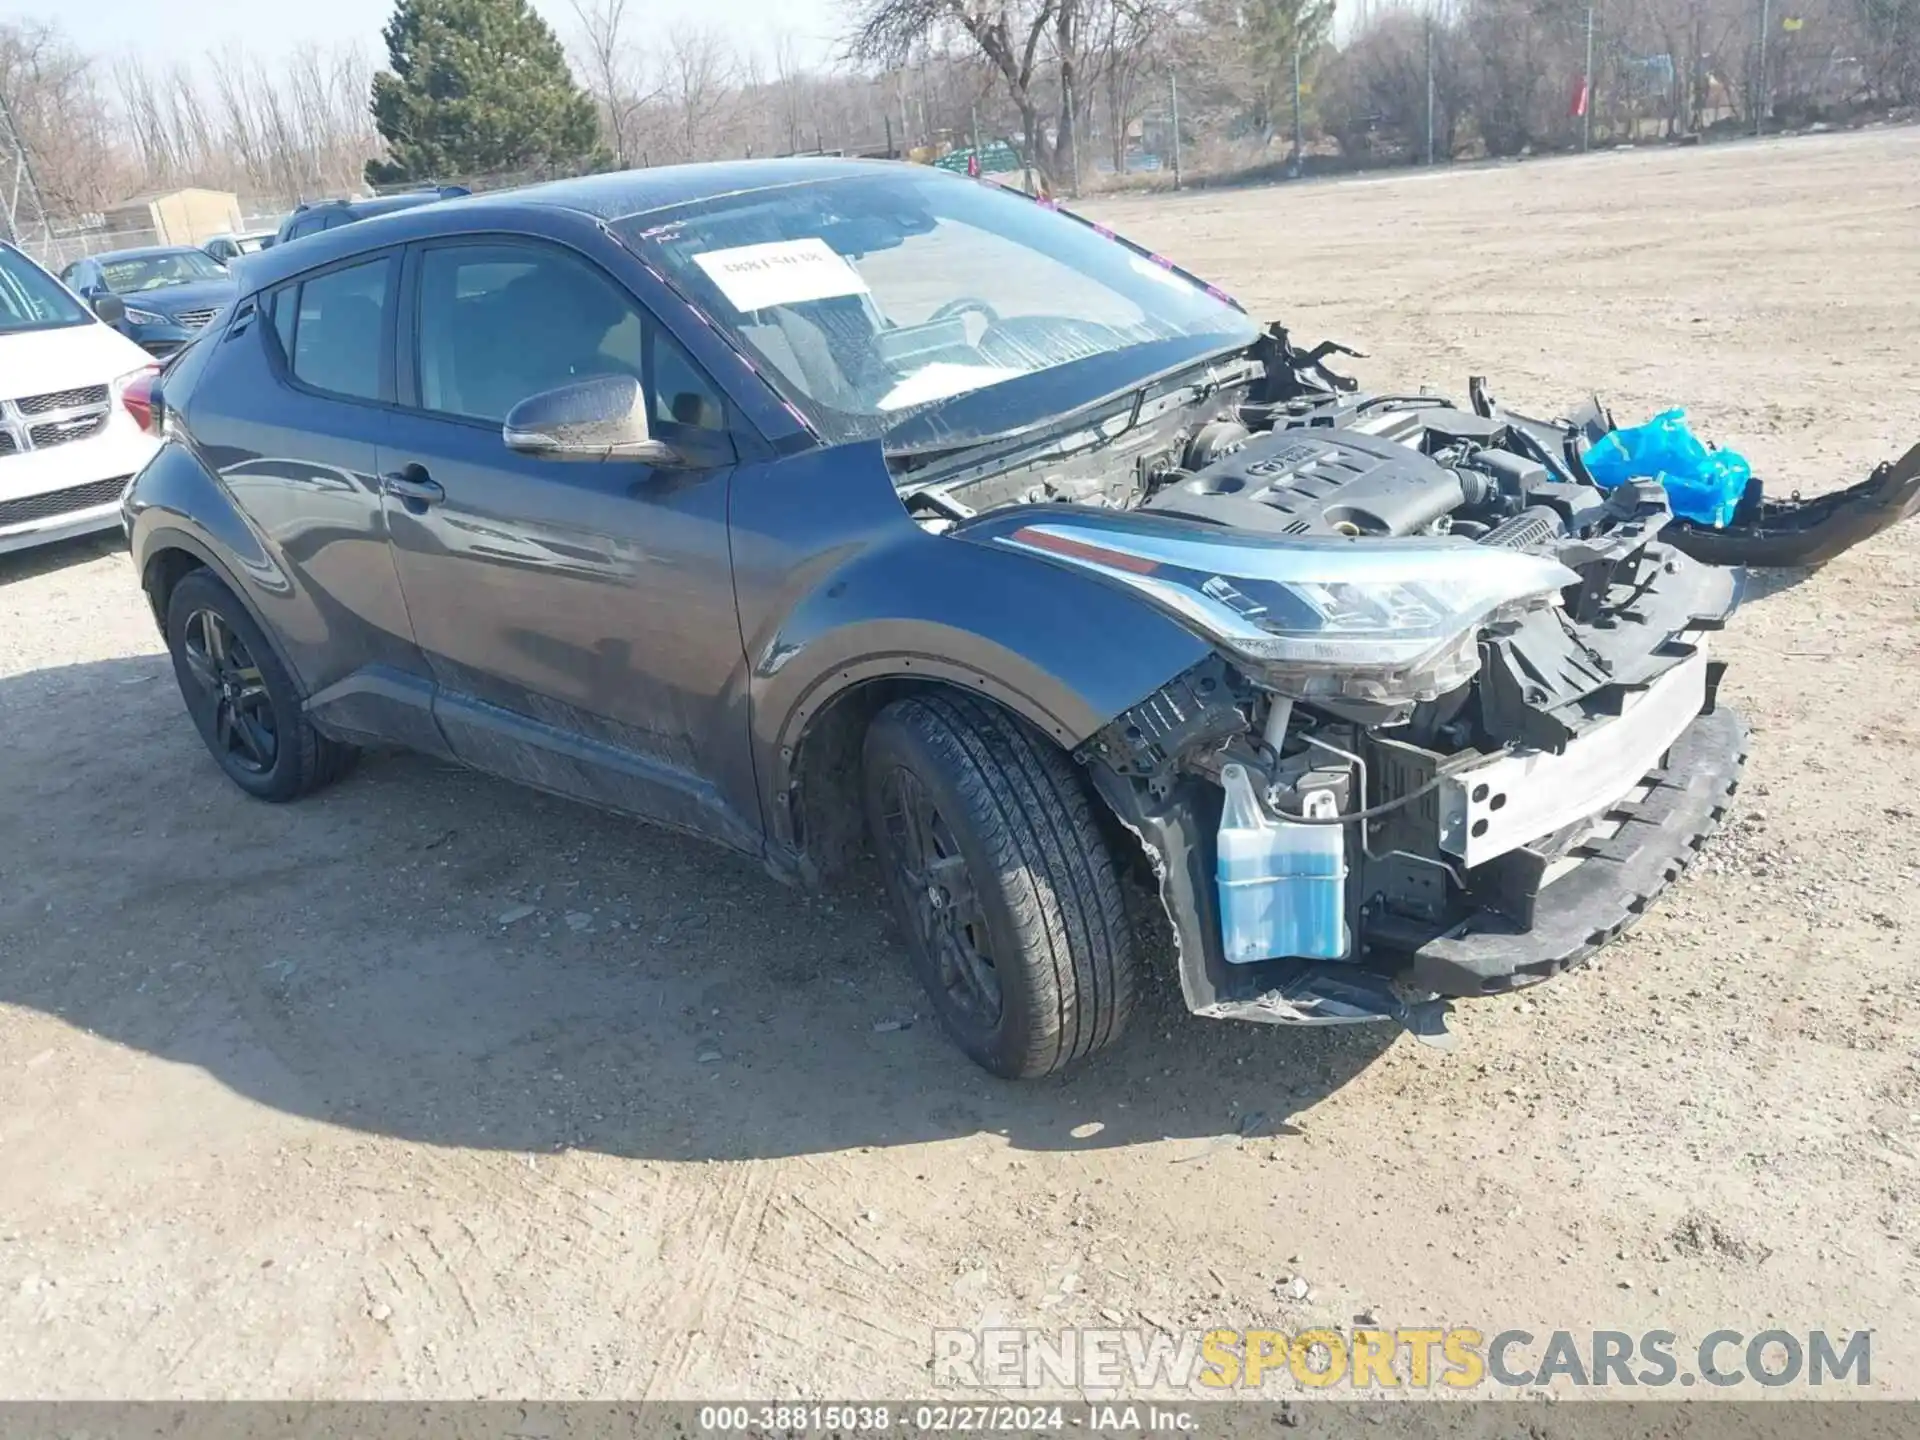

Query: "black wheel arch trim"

xmin=135 ymin=522 xmax=309 ymax=705
xmin=765 ymin=652 xmax=1089 ymax=871
xmin=763 ymin=630 xmax=1219 ymax=867
xmin=777 ymin=652 xmax=1085 ymax=767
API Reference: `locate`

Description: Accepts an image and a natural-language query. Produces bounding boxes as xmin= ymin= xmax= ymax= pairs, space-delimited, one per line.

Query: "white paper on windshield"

xmin=691 ymin=239 xmax=869 ymax=312
xmin=877 ymin=362 xmax=1028 ymax=412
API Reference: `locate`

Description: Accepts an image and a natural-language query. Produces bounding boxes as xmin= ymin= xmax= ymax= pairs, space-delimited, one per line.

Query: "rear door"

xmin=180 ymin=246 xmax=445 ymax=754
xmin=376 ymin=234 xmax=760 ymax=852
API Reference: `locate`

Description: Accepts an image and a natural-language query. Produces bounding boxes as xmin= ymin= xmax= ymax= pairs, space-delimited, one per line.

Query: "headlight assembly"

xmin=996 ymin=519 xmax=1578 ymax=705
xmin=122 ymin=306 xmax=169 ymax=326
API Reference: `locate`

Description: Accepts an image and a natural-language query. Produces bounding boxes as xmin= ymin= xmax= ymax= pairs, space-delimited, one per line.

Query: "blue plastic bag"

xmin=1581 ymin=409 xmax=1754 ymax=529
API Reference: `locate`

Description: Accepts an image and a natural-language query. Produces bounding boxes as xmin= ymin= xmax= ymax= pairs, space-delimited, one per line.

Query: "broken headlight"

xmin=998 ymin=520 xmax=1577 ymax=705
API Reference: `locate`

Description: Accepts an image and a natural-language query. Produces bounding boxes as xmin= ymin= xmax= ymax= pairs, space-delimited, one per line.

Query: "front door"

xmin=378 ymin=235 xmax=760 ymax=853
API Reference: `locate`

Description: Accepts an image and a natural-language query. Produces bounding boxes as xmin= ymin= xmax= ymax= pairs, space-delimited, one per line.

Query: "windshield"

xmin=613 ymin=170 xmax=1258 ymax=448
xmin=0 ymin=245 xmax=91 ymax=333
xmin=100 ymin=250 xmax=227 ymax=292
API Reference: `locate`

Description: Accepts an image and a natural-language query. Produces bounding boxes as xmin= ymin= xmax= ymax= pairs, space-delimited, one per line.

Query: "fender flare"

xmin=773 ymin=647 xmax=1093 ymax=773
xmin=760 ymin=646 xmax=1094 ymax=875
xmin=131 ymin=516 xmax=307 ymax=703
xmin=755 ymin=599 xmax=1211 ymax=860
xmin=127 ymin=434 xmax=304 ymax=654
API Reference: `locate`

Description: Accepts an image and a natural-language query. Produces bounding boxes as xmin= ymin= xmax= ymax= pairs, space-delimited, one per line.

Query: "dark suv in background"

xmin=272 ymin=186 xmax=472 ymax=248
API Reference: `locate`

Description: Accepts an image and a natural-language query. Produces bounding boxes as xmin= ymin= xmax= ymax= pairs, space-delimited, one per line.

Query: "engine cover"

xmin=1146 ymin=428 xmax=1466 ymax=537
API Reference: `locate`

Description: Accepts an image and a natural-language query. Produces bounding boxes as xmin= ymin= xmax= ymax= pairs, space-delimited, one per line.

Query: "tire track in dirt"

xmin=634 ymin=1160 xmax=781 ymax=1396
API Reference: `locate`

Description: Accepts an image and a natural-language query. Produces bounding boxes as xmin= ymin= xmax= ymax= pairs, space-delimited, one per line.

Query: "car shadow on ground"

xmin=1737 ymin=565 xmax=1816 ymax=604
xmin=0 ymin=531 xmax=127 ymax=586
xmin=0 ymin=655 xmax=1402 ymax=1164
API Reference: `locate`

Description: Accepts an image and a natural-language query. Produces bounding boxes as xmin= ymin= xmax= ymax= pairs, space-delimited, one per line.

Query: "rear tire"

xmin=862 ymin=692 xmax=1138 ymax=1078
xmin=164 ymin=569 xmax=355 ymax=802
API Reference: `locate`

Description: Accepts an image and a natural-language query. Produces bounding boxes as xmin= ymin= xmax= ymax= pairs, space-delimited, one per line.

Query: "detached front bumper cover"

xmin=1661 ymin=442 xmax=1920 ymax=570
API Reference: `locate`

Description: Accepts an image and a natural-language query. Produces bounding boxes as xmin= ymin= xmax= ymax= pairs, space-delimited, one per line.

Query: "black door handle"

xmin=383 ymin=470 xmax=444 ymax=506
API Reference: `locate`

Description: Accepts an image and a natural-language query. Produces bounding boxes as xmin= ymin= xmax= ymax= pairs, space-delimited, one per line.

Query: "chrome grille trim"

xmin=0 ymin=385 xmax=113 ymax=456
xmin=15 ymin=384 xmax=109 ymax=415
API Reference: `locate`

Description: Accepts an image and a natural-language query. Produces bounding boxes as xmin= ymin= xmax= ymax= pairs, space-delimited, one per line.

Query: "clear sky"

xmin=4 ymin=0 xmax=846 ymax=74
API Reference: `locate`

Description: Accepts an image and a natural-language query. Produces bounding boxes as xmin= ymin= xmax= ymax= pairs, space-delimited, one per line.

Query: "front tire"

xmin=862 ymin=693 xmax=1138 ymax=1078
xmin=164 ymin=569 xmax=355 ymax=802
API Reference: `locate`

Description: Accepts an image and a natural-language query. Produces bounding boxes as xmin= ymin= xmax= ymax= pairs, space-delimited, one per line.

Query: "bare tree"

xmin=571 ymin=0 xmax=660 ymax=167
xmin=1315 ymin=11 xmax=1469 ymax=161
xmin=771 ymin=30 xmax=809 ymax=153
xmin=13 ymin=0 xmax=1911 ymax=230
xmin=660 ymin=24 xmax=738 ymax=161
xmin=850 ymin=0 xmax=1081 ymax=188
xmin=1852 ymin=0 xmax=1918 ymax=105
xmin=1461 ymin=0 xmax=1559 ymax=156
xmin=1083 ymin=0 xmax=1170 ymax=171
xmin=0 ymin=21 xmax=128 ymax=216
xmin=104 ymin=35 xmax=376 ymax=209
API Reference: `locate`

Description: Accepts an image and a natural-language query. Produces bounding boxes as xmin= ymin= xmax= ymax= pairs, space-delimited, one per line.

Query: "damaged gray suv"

xmin=125 ymin=160 xmax=1919 ymax=1077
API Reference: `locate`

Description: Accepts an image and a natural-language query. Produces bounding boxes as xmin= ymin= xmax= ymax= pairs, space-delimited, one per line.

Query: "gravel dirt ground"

xmin=2 ymin=128 xmax=1917 ymax=1402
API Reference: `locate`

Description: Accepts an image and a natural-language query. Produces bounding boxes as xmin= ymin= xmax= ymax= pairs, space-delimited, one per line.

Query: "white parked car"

xmin=0 ymin=242 xmax=162 ymax=557
xmin=201 ymin=230 xmax=275 ymax=266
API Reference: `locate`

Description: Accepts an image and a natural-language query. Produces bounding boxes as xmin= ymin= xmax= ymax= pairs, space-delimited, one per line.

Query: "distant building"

xmin=101 ymin=189 xmax=244 ymax=247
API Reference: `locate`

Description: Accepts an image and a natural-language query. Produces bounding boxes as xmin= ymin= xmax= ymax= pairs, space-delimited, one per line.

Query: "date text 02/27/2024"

xmin=697 ymin=1403 xmax=1187 ymax=1432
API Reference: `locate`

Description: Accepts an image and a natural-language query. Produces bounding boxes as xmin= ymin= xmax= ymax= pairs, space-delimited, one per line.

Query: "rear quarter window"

xmin=265 ymin=255 xmax=395 ymax=403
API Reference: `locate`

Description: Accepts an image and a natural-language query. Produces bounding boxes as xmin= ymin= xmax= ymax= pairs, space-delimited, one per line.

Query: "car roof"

xmin=342 ymin=190 xmax=464 ymax=217
xmin=79 ymin=245 xmax=207 ymax=263
xmin=500 ymin=157 xmax=910 ymax=220
xmin=293 ymin=188 xmax=466 ymax=219
xmin=242 ymin=158 xmax=936 ymax=293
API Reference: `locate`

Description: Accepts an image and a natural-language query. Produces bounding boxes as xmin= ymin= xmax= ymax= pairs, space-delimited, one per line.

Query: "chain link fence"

xmin=27 ymin=209 xmax=286 ymax=273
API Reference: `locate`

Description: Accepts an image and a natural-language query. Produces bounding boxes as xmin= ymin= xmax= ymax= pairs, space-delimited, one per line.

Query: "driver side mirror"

xmin=90 ymin=292 xmax=127 ymax=325
xmin=502 ymin=374 xmax=682 ymax=465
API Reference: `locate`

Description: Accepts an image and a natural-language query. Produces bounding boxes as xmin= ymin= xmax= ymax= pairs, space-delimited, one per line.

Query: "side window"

xmin=271 ymin=287 xmax=298 ymax=360
xmin=413 ymin=242 xmax=725 ymax=433
xmin=269 ymin=256 xmax=393 ymax=402
xmin=649 ymin=329 xmax=727 ymax=433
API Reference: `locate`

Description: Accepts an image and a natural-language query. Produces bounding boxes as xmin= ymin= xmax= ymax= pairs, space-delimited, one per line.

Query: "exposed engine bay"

xmin=894 ymin=323 xmax=1920 ymax=1042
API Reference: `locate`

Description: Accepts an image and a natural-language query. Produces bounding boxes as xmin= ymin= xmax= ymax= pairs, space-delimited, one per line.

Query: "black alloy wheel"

xmin=178 ymin=607 xmax=278 ymax=774
xmin=862 ymin=693 xmax=1138 ymax=1078
xmin=877 ymin=764 xmax=1003 ymax=1031
xmin=162 ymin=568 xmax=356 ymax=801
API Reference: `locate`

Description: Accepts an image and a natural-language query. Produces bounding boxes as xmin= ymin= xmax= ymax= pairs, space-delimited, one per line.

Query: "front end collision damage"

xmin=1071 ymin=655 xmax=1460 ymax=1042
xmin=1072 ymin=652 xmax=1746 ymax=1048
xmin=1463 ymin=365 xmax=1920 ymax=573
xmin=913 ymin=325 xmax=1854 ymax=1044
xmin=762 ymin=319 xmax=1902 ymax=1047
